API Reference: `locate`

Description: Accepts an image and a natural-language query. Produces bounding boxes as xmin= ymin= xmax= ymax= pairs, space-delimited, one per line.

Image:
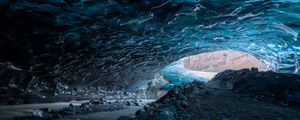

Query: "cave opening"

xmin=145 ymin=50 xmax=269 ymax=97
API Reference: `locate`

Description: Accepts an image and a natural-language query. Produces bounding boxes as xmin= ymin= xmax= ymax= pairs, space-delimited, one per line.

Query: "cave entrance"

xmin=147 ymin=50 xmax=268 ymax=97
xmin=182 ymin=50 xmax=268 ymax=80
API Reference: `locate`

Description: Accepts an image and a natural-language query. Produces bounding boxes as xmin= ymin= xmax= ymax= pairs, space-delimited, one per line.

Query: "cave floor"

xmin=0 ymin=100 xmax=87 ymax=120
xmin=0 ymin=99 xmax=155 ymax=120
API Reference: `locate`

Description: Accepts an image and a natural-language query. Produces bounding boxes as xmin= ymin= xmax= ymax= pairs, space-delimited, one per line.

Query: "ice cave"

xmin=0 ymin=0 xmax=300 ymax=120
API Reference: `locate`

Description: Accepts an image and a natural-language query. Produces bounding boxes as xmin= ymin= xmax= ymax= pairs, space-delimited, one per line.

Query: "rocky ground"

xmin=129 ymin=68 xmax=300 ymax=120
xmin=12 ymin=99 xmax=145 ymax=120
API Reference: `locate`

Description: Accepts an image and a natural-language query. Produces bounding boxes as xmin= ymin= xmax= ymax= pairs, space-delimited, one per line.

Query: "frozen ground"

xmin=0 ymin=100 xmax=88 ymax=120
xmin=0 ymin=99 xmax=155 ymax=120
xmin=65 ymin=106 xmax=140 ymax=120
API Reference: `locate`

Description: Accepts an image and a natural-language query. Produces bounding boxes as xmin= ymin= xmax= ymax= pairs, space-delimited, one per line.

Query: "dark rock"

xmin=178 ymin=94 xmax=187 ymax=100
xmin=208 ymin=69 xmax=300 ymax=105
xmin=135 ymin=109 xmax=143 ymax=115
xmin=134 ymin=69 xmax=300 ymax=120
xmin=133 ymin=101 xmax=140 ymax=106
xmin=144 ymin=104 xmax=150 ymax=111
xmin=285 ymin=90 xmax=300 ymax=105
xmin=180 ymin=101 xmax=189 ymax=108
xmin=117 ymin=116 xmax=134 ymax=120
xmin=126 ymin=101 xmax=132 ymax=106
xmin=251 ymin=67 xmax=259 ymax=72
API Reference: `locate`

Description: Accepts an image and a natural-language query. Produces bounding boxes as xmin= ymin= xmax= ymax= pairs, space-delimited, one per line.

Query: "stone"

xmin=117 ymin=116 xmax=134 ymax=120
xmin=32 ymin=108 xmax=53 ymax=118
xmin=177 ymin=94 xmax=187 ymax=100
xmin=135 ymin=109 xmax=143 ymax=115
xmin=180 ymin=101 xmax=189 ymax=108
xmin=126 ymin=101 xmax=132 ymax=106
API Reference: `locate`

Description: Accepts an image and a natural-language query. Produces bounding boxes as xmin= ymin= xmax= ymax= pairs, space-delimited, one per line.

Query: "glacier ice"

xmin=0 ymin=0 xmax=300 ymax=103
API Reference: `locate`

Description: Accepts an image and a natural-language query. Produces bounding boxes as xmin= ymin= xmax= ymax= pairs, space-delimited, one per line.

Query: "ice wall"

xmin=0 ymin=0 xmax=299 ymax=101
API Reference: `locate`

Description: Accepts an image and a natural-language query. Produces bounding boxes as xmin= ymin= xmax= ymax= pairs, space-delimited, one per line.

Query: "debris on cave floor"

xmin=131 ymin=68 xmax=300 ymax=120
xmin=9 ymin=99 xmax=153 ymax=120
